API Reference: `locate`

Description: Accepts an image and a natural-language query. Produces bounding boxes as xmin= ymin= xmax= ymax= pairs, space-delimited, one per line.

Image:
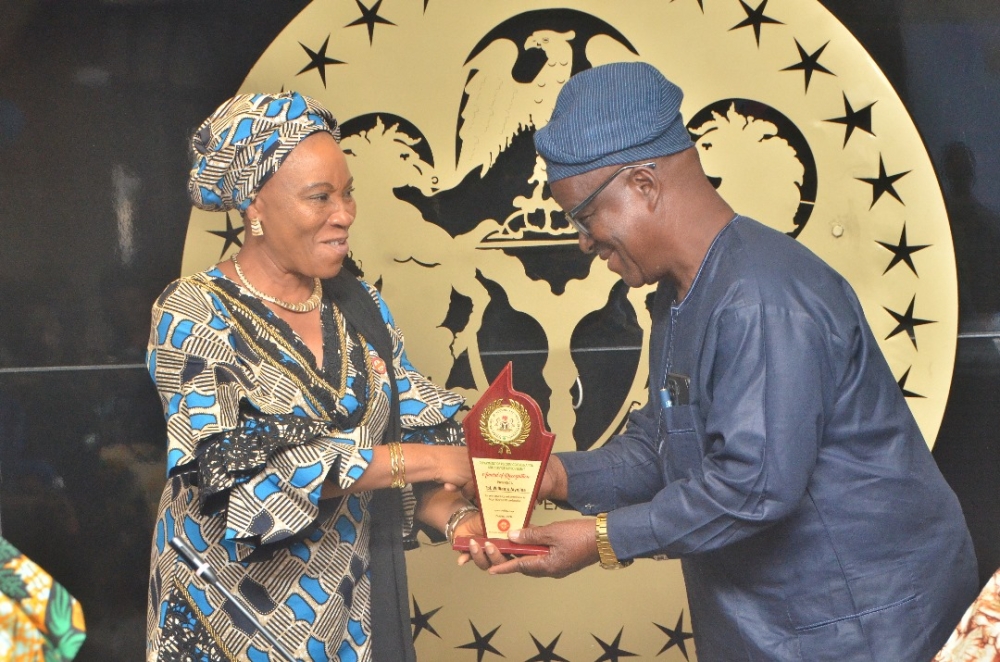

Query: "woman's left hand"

xmin=453 ymin=513 xmax=483 ymax=538
xmin=453 ymin=513 xmax=508 ymax=570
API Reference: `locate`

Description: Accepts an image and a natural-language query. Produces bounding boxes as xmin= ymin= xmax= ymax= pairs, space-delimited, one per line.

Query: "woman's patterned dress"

xmin=145 ymin=268 xmax=463 ymax=662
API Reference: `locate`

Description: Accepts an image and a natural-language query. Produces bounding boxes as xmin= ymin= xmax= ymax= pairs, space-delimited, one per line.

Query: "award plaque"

xmin=453 ymin=362 xmax=555 ymax=555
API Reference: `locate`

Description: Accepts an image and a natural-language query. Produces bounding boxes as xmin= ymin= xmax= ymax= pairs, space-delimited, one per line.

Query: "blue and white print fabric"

xmin=187 ymin=91 xmax=341 ymax=213
xmin=145 ymin=268 xmax=463 ymax=662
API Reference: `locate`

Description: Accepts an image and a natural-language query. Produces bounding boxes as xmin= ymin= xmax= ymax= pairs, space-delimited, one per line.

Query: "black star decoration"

xmin=297 ymin=35 xmax=345 ymax=88
xmin=876 ymin=224 xmax=930 ymax=276
xmin=524 ymin=633 xmax=569 ymax=662
xmin=884 ymin=295 xmax=935 ymax=349
xmin=826 ymin=93 xmax=876 ymax=147
xmin=592 ymin=627 xmax=638 ymax=662
xmin=781 ymin=39 xmax=835 ymax=92
xmin=858 ymin=155 xmax=910 ymax=209
xmin=730 ymin=0 xmax=783 ymax=47
xmin=671 ymin=0 xmax=706 ymax=11
xmin=655 ymin=612 xmax=695 ymax=660
xmin=457 ymin=621 xmax=504 ymax=662
xmin=410 ymin=598 xmax=442 ymax=642
xmin=207 ymin=212 xmax=244 ymax=259
xmin=897 ymin=367 xmax=925 ymax=399
xmin=423 ymin=0 xmax=429 ymax=12
xmin=346 ymin=0 xmax=396 ymax=45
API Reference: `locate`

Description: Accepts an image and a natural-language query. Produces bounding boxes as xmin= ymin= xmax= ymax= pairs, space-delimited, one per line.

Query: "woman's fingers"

xmin=462 ymin=538 xmax=510 ymax=571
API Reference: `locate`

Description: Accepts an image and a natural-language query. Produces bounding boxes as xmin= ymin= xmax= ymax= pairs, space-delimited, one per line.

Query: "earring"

xmin=249 ymin=217 xmax=264 ymax=236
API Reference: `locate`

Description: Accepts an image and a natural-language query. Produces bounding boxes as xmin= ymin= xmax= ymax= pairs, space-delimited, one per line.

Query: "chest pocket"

xmin=658 ymin=403 xmax=706 ymax=482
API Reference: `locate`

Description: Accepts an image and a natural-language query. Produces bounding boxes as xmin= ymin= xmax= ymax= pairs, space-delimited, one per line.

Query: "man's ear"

xmin=631 ymin=165 xmax=661 ymax=212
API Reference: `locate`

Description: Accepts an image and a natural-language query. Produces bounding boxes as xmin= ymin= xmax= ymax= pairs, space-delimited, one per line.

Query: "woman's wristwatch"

xmin=596 ymin=513 xmax=633 ymax=569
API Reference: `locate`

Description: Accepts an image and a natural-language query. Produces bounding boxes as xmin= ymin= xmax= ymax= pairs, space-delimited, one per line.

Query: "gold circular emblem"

xmin=480 ymin=399 xmax=530 ymax=454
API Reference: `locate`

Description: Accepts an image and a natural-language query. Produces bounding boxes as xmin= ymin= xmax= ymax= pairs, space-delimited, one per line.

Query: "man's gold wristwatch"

xmin=595 ymin=513 xmax=633 ymax=569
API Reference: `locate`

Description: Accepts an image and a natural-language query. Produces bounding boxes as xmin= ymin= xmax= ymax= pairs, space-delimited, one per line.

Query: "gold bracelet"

xmin=388 ymin=442 xmax=406 ymax=489
xmin=596 ymin=513 xmax=632 ymax=569
xmin=445 ymin=504 xmax=480 ymax=544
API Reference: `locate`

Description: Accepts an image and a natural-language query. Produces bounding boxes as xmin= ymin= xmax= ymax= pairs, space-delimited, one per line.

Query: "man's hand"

xmin=536 ymin=455 xmax=568 ymax=503
xmin=481 ymin=518 xmax=600 ymax=578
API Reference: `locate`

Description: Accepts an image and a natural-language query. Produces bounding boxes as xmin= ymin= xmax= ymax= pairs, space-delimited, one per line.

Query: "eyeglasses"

xmin=564 ymin=162 xmax=657 ymax=238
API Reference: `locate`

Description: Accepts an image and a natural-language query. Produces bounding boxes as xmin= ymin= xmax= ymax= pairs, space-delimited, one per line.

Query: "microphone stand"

xmin=169 ymin=536 xmax=298 ymax=662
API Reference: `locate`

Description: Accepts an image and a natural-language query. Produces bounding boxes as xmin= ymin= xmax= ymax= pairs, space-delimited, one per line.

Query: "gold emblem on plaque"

xmin=480 ymin=399 xmax=530 ymax=454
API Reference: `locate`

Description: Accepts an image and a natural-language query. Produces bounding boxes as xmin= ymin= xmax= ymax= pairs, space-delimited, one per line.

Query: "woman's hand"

xmin=431 ymin=445 xmax=473 ymax=489
xmin=453 ymin=513 xmax=511 ymax=570
xmin=452 ymin=511 xmax=484 ymax=541
xmin=444 ymin=451 xmax=570 ymax=504
xmin=321 ymin=443 xmax=473 ymax=497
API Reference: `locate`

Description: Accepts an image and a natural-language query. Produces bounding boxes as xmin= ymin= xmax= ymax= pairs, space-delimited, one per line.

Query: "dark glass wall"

xmin=0 ymin=2 xmax=314 ymax=657
xmin=0 ymin=1 xmax=996 ymax=659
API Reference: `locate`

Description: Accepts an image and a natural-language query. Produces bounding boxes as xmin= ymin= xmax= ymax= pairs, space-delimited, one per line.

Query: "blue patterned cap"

xmin=187 ymin=91 xmax=340 ymax=212
xmin=534 ymin=62 xmax=693 ymax=183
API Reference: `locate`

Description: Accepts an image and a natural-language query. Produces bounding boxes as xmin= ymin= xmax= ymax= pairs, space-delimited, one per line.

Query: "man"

xmin=470 ymin=62 xmax=978 ymax=661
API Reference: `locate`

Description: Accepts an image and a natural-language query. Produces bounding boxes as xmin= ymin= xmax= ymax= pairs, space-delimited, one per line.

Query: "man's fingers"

xmin=489 ymin=554 xmax=548 ymax=577
xmin=462 ymin=520 xmax=593 ymax=579
xmin=509 ymin=525 xmax=545 ymax=546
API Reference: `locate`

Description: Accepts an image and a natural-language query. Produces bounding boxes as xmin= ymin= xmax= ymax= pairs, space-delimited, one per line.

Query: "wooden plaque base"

xmin=452 ymin=535 xmax=548 ymax=556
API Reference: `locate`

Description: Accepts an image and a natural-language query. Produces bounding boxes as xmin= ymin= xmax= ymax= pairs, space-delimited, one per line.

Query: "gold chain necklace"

xmin=231 ymin=254 xmax=322 ymax=313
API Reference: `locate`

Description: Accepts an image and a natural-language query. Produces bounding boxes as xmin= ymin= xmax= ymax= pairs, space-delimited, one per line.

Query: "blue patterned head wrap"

xmin=187 ymin=91 xmax=340 ymax=213
xmin=534 ymin=62 xmax=693 ymax=183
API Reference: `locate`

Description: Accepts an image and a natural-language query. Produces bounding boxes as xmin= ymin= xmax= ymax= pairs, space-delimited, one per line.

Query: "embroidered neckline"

xmin=185 ymin=270 xmax=377 ymax=427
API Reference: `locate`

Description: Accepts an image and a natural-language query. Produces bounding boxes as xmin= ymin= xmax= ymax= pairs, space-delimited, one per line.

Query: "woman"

xmin=146 ymin=92 xmax=482 ymax=661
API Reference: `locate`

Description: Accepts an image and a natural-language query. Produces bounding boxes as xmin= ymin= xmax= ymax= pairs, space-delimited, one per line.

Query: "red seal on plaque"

xmin=497 ymin=519 xmax=510 ymax=532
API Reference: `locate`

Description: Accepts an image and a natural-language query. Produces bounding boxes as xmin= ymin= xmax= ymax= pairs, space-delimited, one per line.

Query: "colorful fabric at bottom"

xmin=0 ymin=536 xmax=87 ymax=662
xmin=934 ymin=569 xmax=1000 ymax=662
